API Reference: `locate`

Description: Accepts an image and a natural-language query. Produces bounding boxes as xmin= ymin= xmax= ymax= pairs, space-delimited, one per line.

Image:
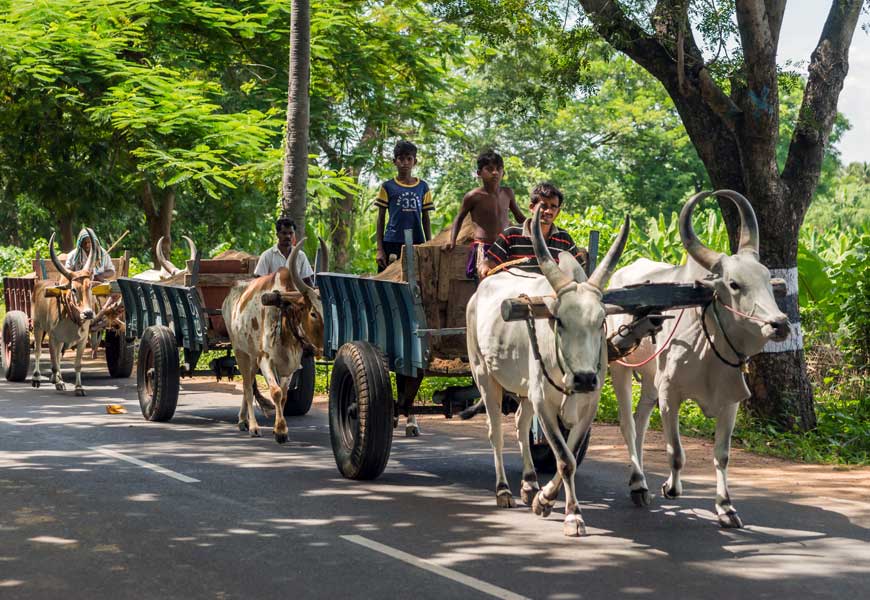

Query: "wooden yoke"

xmin=261 ymin=291 xmax=303 ymax=307
xmin=501 ymin=295 xmax=553 ymax=322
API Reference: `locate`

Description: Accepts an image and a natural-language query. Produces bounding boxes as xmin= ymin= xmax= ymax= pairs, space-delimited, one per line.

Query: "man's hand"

xmin=376 ymin=247 xmax=387 ymax=270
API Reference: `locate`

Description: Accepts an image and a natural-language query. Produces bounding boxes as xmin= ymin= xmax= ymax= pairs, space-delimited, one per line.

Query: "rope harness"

xmin=613 ymin=309 xmax=686 ymax=369
xmin=701 ymin=295 xmax=751 ymax=371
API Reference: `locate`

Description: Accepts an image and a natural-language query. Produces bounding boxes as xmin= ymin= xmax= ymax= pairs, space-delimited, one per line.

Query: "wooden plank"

xmin=446 ymin=279 xmax=475 ymax=328
xmin=185 ymin=258 xmax=252 ymax=274
xmin=437 ymin=246 xmax=470 ymax=302
xmin=184 ymin=273 xmax=255 ymax=286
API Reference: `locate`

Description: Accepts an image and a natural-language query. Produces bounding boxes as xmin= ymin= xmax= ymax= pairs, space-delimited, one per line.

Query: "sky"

xmin=778 ymin=1 xmax=870 ymax=165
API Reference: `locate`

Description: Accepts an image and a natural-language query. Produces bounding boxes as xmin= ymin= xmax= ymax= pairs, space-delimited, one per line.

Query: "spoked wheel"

xmin=2 ymin=311 xmax=30 ymax=382
xmin=329 ymin=341 xmax=394 ymax=480
xmin=137 ymin=325 xmax=179 ymax=422
xmin=530 ymin=423 xmax=592 ymax=473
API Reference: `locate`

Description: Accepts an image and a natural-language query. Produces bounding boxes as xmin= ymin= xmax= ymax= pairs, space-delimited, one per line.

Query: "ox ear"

xmin=557 ymin=251 xmax=586 ymax=283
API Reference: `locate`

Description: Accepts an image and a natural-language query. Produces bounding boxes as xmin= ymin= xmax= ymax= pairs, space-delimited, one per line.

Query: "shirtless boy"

xmin=445 ymin=150 xmax=525 ymax=279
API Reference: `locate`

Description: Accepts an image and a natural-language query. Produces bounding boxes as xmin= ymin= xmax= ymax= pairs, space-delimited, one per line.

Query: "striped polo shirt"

xmin=487 ymin=219 xmax=587 ymax=272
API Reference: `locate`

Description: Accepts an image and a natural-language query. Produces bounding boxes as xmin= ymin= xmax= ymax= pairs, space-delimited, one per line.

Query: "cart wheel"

xmin=530 ymin=424 xmax=591 ymax=473
xmin=2 ymin=311 xmax=30 ymax=382
xmin=284 ymin=352 xmax=315 ymax=417
xmin=137 ymin=325 xmax=179 ymax=422
xmin=329 ymin=341 xmax=394 ymax=480
xmin=105 ymin=329 xmax=134 ymax=378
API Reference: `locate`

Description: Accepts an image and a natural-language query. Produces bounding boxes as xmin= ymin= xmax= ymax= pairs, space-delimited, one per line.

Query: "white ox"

xmin=609 ymin=190 xmax=789 ymax=528
xmin=31 ymin=231 xmax=99 ymax=396
xmin=467 ymin=206 xmax=630 ymax=536
xmin=222 ymin=239 xmax=325 ymax=443
xmin=132 ymin=235 xmax=197 ymax=282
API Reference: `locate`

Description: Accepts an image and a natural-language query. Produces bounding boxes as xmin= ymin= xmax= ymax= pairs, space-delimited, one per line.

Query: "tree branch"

xmin=782 ymin=0 xmax=864 ymax=205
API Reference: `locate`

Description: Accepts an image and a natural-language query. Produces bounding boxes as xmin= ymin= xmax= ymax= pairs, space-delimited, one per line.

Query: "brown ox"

xmin=31 ymin=231 xmax=99 ymax=396
xmin=222 ymin=239 xmax=326 ymax=443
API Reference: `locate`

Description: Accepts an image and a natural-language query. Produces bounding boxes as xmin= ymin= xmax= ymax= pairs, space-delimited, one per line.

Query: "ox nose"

xmin=82 ymin=309 xmax=95 ymax=320
xmin=572 ymin=371 xmax=598 ymax=393
xmin=770 ymin=316 xmax=790 ymax=340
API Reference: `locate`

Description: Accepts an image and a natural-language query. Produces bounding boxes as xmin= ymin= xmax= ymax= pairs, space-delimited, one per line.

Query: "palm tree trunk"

xmin=282 ymin=0 xmax=311 ymax=235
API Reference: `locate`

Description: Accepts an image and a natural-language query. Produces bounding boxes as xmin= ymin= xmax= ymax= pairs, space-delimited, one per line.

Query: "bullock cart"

xmin=319 ymin=231 xmax=788 ymax=481
xmin=1 ymin=253 xmax=134 ymax=382
xmin=115 ymin=253 xmax=316 ymax=422
xmin=319 ymin=230 xmax=605 ymax=480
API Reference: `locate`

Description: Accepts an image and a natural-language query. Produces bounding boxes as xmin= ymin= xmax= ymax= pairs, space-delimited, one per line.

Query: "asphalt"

xmin=1 ymin=357 xmax=868 ymax=599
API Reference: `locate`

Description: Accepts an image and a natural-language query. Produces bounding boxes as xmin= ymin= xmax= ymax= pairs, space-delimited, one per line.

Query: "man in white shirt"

xmin=254 ymin=217 xmax=315 ymax=286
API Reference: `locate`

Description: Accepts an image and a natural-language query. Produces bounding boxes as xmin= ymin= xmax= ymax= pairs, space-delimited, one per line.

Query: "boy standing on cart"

xmin=444 ymin=149 xmax=525 ymax=280
xmin=375 ymin=141 xmax=433 ymax=272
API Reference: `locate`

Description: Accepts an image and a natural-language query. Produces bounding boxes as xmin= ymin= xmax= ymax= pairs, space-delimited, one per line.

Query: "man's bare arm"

xmin=422 ymin=211 xmax=431 ymax=241
xmin=376 ymin=206 xmax=387 ymax=268
xmin=445 ymin=193 xmax=475 ymax=250
xmin=508 ymin=192 xmax=525 ymax=223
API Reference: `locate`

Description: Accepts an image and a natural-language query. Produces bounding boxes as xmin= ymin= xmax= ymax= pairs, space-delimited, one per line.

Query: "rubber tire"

xmin=329 ymin=341 xmax=394 ymax=480
xmin=530 ymin=425 xmax=592 ymax=473
xmin=137 ymin=325 xmax=180 ymax=422
xmin=2 ymin=311 xmax=30 ymax=382
xmin=284 ymin=352 xmax=315 ymax=416
xmin=105 ymin=329 xmax=134 ymax=378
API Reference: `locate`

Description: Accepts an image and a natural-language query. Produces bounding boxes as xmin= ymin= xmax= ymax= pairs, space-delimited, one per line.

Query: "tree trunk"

xmin=575 ymin=0 xmax=863 ymax=431
xmin=142 ymin=181 xmax=176 ymax=267
xmin=281 ymin=0 xmax=311 ymax=234
xmin=58 ymin=213 xmax=75 ymax=252
xmin=329 ymin=168 xmax=359 ymax=270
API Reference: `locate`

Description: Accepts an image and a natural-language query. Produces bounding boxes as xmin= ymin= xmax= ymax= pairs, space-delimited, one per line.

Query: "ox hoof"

xmin=32 ymin=380 xmax=40 ymax=389
xmin=718 ymin=511 xmax=743 ymax=529
xmin=250 ymin=428 xmax=261 ymax=438
xmin=405 ymin=424 xmax=420 ymax=437
xmin=496 ymin=486 xmax=515 ymax=508
xmin=521 ymin=483 xmax=540 ymax=507
xmin=631 ymin=488 xmax=652 ymax=507
xmin=532 ymin=491 xmax=554 ymax=518
xmin=74 ymin=388 xmax=85 ymax=397
xmin=563 ymin=514 xmax=587 ymax=537
xmin=661 ymin=482 xmax=680 ymax=499
xmin=55 ymin=382 xmax=66 ymax=391
xmin=238 ymin=421 xmax=249 ymax=432
xmin=274 ymin=432 xmax=289 ymax=445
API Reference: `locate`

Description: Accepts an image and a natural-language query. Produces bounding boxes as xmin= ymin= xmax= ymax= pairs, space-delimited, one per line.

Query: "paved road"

xmin=1 ymin=359 xmax=868 ymax=599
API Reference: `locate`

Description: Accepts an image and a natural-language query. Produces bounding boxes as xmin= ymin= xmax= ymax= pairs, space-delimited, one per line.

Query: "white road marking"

xmin=341 ymin=535 xmax=530 ymax=600
xmin=91 ymin=447 xmax=200 ymax=483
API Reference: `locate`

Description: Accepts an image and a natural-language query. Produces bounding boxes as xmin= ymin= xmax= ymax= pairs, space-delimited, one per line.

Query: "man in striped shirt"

xmin=482 ymin=182 xmax=587 ymax=278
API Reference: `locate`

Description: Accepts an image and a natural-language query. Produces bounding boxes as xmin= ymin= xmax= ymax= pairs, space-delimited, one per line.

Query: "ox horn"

xmin=679 ymin=191 xmax=724 ymax=270
xmin=287 ymin=237 xmax=316 ymax=297
xmin=588 ymin=215 xmax=630 ymax=290
xmin=714 ymin=189 xmax=760 ymax=256
xmin=155 ymin=236 xmax=179 ymax=275
xmin=182 ymin=235 xmax=197 ymax=265
xmin=531 ymin=204 xmax=574 ymax=294
xmin=316 ymin=237 xmax=328 ymax=273
xmin=82 ymin=228 xmax=98 ymax=273
xmin=49 ymin=232 xmax=74 ymax=282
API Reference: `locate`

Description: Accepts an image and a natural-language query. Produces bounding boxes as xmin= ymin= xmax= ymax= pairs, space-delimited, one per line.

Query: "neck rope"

xmin=701 ymin=294 xmax=751 ymax=371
